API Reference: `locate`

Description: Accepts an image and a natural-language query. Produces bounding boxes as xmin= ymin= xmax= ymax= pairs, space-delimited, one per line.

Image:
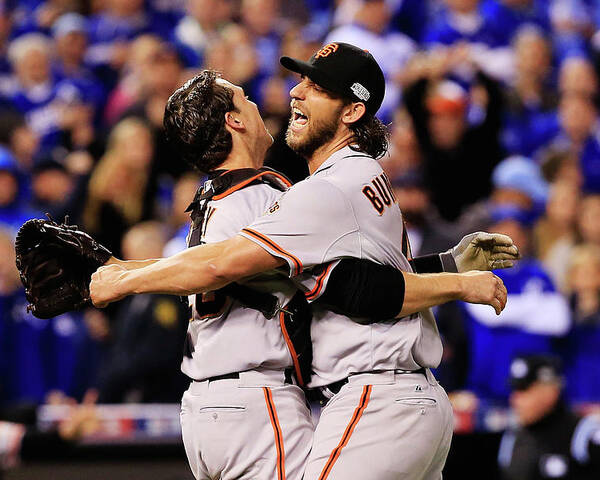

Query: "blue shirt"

xmin=563 ymin=318 xmax=600 ymax=403
xmin=462 ymin=258 xmax=570 ymax=404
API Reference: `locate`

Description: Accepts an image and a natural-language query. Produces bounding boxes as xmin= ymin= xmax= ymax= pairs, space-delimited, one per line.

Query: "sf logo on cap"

xmin=315 ymin=43 xmax=339 ymax=58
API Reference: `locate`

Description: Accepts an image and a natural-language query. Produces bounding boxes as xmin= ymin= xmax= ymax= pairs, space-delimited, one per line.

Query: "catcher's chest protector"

xmin=186 ymin=168 xmax=313 ymax=388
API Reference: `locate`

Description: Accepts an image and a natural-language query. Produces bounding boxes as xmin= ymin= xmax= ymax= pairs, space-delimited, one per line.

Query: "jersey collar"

xmin=312 ymin=145 xmax=362 ymax=176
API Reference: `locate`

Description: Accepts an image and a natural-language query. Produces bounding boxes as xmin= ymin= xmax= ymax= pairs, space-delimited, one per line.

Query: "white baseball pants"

xmin=304 ymin=369 xmax=454 ymax=480
xmin=180 ymin=369 xmax=313 ymax=480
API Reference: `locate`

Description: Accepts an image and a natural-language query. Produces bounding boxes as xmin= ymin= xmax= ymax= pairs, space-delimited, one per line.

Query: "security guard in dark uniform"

xmin=498 ymin=355 xmax=600 ymax=479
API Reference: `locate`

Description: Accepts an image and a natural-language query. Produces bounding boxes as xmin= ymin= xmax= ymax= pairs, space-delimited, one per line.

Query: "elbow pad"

xmin=315 ymin=258 xmax=405 ymax=323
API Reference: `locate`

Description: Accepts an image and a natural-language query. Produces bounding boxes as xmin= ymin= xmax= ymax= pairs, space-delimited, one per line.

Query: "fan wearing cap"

xmin=498 ymin=355 xmax=600 ymax=480
xmin=403 ymin=64 xmax=504 ymax=222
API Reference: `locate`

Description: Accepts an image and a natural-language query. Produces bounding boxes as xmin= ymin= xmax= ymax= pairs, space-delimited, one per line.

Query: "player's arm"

xmin=317 ymin=258 xmax=507 ymax=321
xmin=316 ymin=232 xmax=517 ymax=321
xmin=104 ymin=257 xmax=161 ymax=270
xmin=90 ymin=235 xmax=283 ymax=307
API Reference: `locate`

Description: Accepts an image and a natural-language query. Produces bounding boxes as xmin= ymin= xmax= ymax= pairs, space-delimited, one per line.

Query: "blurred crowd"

xmin=0 ymin=0 xmax=599 ymax=432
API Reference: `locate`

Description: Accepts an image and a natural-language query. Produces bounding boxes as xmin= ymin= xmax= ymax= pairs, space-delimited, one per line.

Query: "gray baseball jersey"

xmin=239 ymin=146 xmax=444 ymax=387
xmin=240 ymin=147 xmax=452 ymax=480
xmin=180 ymin=179 xmax=313 ymax=480
xmin=182 ymin=182 xmax=297 ymax=382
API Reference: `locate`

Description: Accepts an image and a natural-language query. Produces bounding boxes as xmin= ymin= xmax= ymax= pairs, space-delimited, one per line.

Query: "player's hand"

xmin=458 ymin=271 xmax=507 ymax=315
xmin=449 ymin=232 xmax=520 ymax=272
xmin=90 ymin=264 xmax=128 ymax=308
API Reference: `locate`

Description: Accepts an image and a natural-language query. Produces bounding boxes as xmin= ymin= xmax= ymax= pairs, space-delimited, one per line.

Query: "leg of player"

xmin=304 ymin=370 xmax=453 ymax=480
xmin=180 ymin=372 xmax=314 ymax=480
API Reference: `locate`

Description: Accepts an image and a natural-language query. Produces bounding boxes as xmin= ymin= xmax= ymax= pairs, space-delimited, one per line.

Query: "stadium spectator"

xmin=119 ymin=42 xmax=187 ymax=178
xmin=533 ymin=180 xmax=580 ymax=291
xmin=403 ymin=55 xmax=504 ymax=221
xmin=172 ymin=0 xmax=234 ymax=67
xmin=457 ymin=155 xmax=549 ymax=237
xmin=102 ymin=34 xmax=163 ymax=126
xmin=546 ymin=94 xmax=600 ymax=193
xmin=558 ymin=55 xmax=599 ymax=100
xmin=577 ymin=193 xmax=600 ymax=247
xmin=82 ymin=117 xmax=156 ymax=257
xmin=95 ymin=221 xmax=189 ymax=403
xmin=381 ymin=107 xmax=423 ymax=178
xmin=498 ymin=354 xmax=600 ymax=479
xmin=501 ymin=26 xmax=558 ymax=157
xmin=7 ymin=32 xmax=93 ymax=154
xmin=240 ymin=0 xmax=282 ymax=78
xmin=425 ymin=0 xmax=512 ymax=81
xmin=481 ymin=0 xmax=551 ymax=43
xmin=51 ymin=13 xmax=105 ymax=123
xmin=325 ymin=0 xmax=416 ymax=121
xmin=202 ymin=23 xmax=259 ymax=96
xmin=163 ymin=172 xmax=199 ymax=257
xmin=563 ymin=244 xmax=600 ymax=403
xmin=461 ymin=205 xmax=570 ymax=404
xmin=548 ymin=0 xmax=594 ymax=61
xmin=0 ymin=110 xmax=39 ymax=172
xmin=0 ymin=147 xmax=39 ymax=233
xmin=391 ymin=169 xmax=456 ymax=257
xmin=85 ymin=0 xmax=171 ymax=80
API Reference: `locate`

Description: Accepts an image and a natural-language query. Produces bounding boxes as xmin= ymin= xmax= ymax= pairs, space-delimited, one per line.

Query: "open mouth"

xmin=290 ymin=106 xmax=308 ymax=132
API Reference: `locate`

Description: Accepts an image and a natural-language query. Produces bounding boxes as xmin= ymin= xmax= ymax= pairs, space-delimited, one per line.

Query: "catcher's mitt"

xmin=15 ymin=216 xmax=112 ymax=319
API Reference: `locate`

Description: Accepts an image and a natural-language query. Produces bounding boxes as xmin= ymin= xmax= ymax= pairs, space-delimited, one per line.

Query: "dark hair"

xmin=163 ymin=70 xmax=236 ymax=173
xmin=0 ymin=109 xmax=26 ymax=145
xmin=338 ymin=97 xmax=389 ymax=159
xmin=347 ymin=112 xmax=389 ymax=160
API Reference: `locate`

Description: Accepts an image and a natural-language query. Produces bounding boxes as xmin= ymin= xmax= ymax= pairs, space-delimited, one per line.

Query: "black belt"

xmin=321 ymin=367 xmax=428 ymax=397
xmin=201 ymin=369 xmax=295 ymax=384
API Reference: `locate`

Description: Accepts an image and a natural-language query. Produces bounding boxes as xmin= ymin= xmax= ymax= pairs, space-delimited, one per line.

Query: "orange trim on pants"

xmin=318 ymin=385 xmax=372 ymax=480
xmin=264 ymin=387 xmax=286 ymax=480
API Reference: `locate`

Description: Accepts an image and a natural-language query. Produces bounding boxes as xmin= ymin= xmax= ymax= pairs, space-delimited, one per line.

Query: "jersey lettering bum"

xmin=362 ymin=172 xmax=397 ymax=214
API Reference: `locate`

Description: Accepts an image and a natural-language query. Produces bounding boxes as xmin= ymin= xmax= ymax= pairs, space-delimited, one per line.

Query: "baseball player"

xmin=91 ymin=47 xmax=510 ymax=479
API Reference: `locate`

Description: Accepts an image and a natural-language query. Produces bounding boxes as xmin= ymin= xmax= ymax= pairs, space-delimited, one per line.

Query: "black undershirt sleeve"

xmin=315 ymin=253 xmax=453 ymax=324
xmin=410 ymin=252 xmax=458 ymax=273
xmin=315 ymin=258 xmax=405 ymax=323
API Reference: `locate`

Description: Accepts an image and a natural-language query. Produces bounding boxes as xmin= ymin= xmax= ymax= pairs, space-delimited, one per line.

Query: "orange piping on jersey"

xmin=212 ymin=171 xmax=292 ymax=200
xmin=279 ymin=311 xmax=305 ymax=387
xmin=241 ymin=228 xmax=303 ymax=275
xmin=305 ymin=262 xmax=335 ymax=301
xmin=317 ymin=385 xmax=372 ymax=480
xmin=263 ymin=387 xmax=286 ymax=480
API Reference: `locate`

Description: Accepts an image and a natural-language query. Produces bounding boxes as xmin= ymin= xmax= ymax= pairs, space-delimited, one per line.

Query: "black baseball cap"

xmin=508 ymin=355 xmax=563 ymax=391
xmin=280 ymin=42 xmax=385 ymax=115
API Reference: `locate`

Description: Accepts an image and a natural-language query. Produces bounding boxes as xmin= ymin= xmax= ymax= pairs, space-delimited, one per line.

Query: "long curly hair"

xmin=347 ymin=112 xmax=390 ymax=160
xmin=163 ymin=70 xmax=236 ymax=173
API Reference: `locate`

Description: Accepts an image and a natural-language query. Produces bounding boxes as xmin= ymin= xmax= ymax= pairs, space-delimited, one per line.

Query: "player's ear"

xmin=341 ymin=102 xmax=366 ymax=126
xmin=224 ymin=112 xmax=245 ymax=132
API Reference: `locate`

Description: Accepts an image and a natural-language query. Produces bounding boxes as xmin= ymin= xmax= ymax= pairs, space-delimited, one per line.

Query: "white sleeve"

xmin=239 ymin=179 xmax=360 ymax=277
xmin=464 ymin=290 xmax=571 ymax=336
xmin=205 ymin=186 xmax=282 ymax=243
